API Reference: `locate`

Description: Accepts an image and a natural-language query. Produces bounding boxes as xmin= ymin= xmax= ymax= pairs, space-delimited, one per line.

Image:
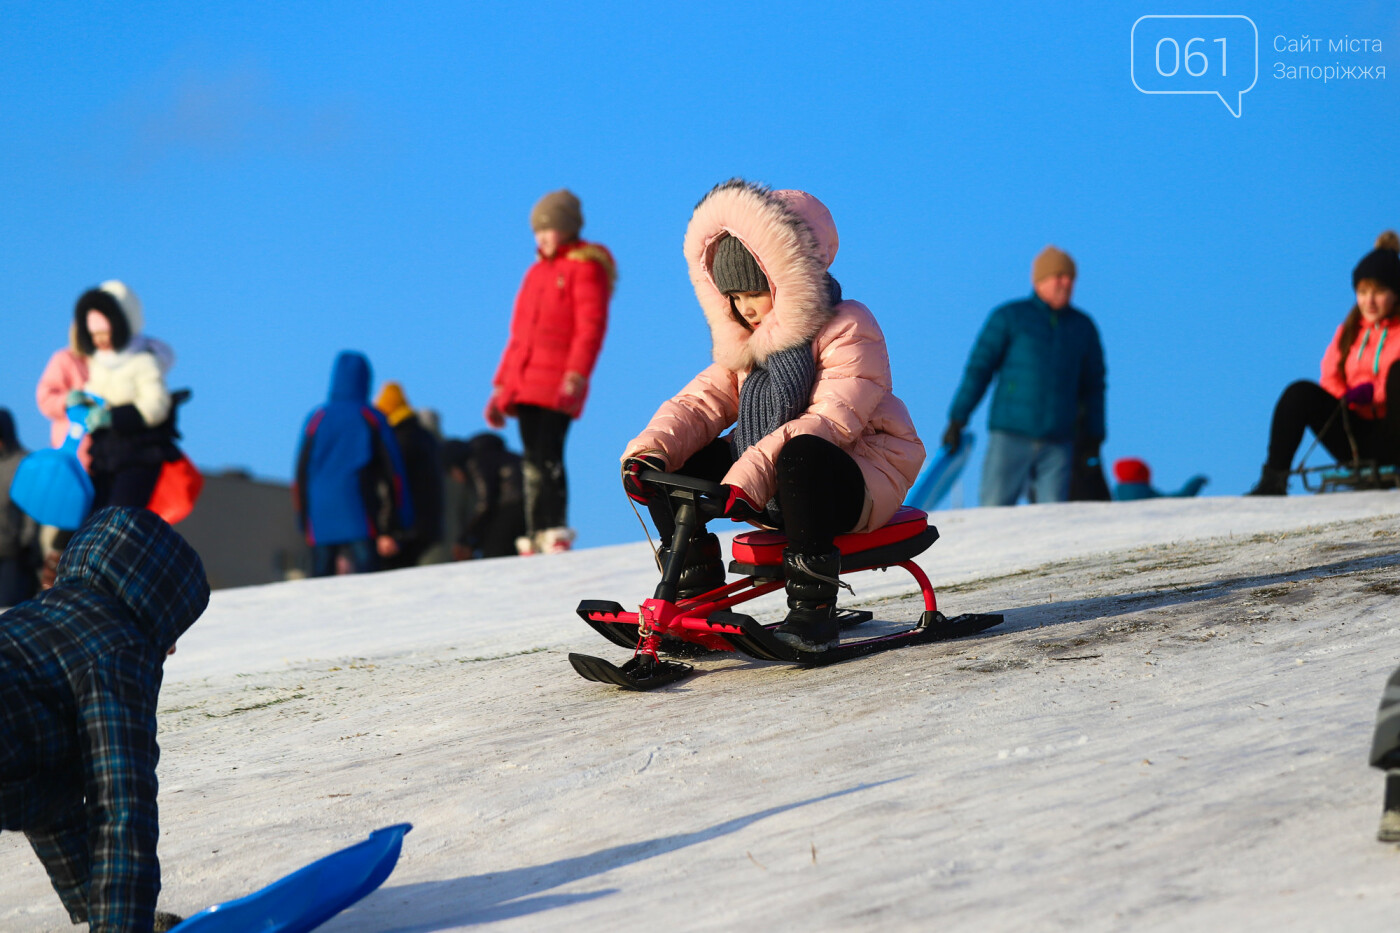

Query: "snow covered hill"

xmin=6 ymin=494 xmax=1400 ymax=931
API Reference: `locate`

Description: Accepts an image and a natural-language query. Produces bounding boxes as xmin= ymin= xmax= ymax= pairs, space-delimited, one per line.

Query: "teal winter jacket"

xmin=948 ymin=294 xmax=1106 ymax=443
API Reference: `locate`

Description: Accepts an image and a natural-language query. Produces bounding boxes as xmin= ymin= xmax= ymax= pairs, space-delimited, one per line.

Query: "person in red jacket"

xmin=1249 ymin=231 xmax=1400 ymax=494
xmin=484 ymin=189 xmax=614 ymax=553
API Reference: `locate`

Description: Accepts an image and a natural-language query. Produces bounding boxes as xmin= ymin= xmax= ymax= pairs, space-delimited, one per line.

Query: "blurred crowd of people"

xmin=290 ymin=187 xmax=612 ymax=577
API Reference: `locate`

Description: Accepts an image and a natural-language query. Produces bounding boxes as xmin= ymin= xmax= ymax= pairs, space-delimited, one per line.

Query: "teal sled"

xmin=905 ymin=430 xmax=974 ymax=511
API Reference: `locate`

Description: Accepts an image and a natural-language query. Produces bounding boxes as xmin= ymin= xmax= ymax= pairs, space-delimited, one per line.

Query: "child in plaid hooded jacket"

xmin=0 ymin=507 xmax=210 ymax=932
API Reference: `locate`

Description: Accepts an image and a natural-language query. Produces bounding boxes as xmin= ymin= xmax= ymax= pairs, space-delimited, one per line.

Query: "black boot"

xmin=658 ymin=531 xmax=725 ymax=599
xmin=1380 ymin=770 xmax=1400 ymax=843
xmin=1246 ymin=464 xmax=1289 ymax=496
xmin=774 ymin=548 xmax=842 ymax=652
xmin=154 ymin=912 xmax=185 ymax=933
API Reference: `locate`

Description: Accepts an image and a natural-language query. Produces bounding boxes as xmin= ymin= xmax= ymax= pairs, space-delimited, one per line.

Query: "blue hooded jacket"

xmin=948 ymin=294 xmax=1106 ymax=443
xmin=0 ymin=507 xmax=210 ymax=931
xmin=295 ymin=351 xmax=413 ymax=546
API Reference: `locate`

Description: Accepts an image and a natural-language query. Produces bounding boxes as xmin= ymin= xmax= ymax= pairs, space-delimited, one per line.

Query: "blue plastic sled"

xmin=10 ymin=403 xmax=96 ymax=531
xmin=904 ymin=430 xmax=975 ymax=511
xmin=171 ymin=823 xmax=412 ymax=933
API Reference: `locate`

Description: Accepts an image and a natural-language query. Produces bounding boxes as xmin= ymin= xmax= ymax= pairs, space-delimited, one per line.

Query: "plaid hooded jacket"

xmin=0 ymin=507 xmax=209 ymax=932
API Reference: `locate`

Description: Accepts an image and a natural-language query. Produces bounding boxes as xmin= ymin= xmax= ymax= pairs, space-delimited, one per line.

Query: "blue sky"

xmin=4 ymin=1 xmax=1399 ymax=547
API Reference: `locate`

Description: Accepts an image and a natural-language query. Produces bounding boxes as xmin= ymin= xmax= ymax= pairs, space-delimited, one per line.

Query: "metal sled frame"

xmin=569 ymin=470 xmax=1002 ymax=688
xmin=577 ymin=504 xmax=942 ymax=655
xmin=1292 ymin=398 xmax=1400 ymax=493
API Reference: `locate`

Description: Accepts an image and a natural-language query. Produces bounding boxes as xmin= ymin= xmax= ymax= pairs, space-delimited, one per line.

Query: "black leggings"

xmin=648 ymin=434 xmax=867 ymax=554
xmin=1266 ymin=367 xmax=1400 ymax=470
xmin=516 ymin=404 xmax=571 ymax=534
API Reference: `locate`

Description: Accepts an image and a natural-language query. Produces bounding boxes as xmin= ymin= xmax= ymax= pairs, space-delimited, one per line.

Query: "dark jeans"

xmin=1266 ymin=368 xmax=1400 ymax=470
xmin=91 ymin=463 xmax=162 ymax=512
xmin=648 ymin=434 xmax=866 ymax=554
xmin=516 ymin=404 xmax=572 ymax=535
xmin=1372 ymin=662 xmax=1400 ymax=769
xmin=311 ymin=539 xmax=377 ymax=577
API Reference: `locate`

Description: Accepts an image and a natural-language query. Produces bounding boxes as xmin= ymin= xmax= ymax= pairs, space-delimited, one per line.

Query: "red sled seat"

xmin=730 ymin=506 xmax=936 ymax=570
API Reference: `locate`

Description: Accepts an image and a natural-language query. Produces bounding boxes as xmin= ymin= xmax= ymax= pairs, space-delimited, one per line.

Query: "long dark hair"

xmin=1336 ymin=304 xmax=1364 ymax=381
xmin=1336 ymin=289 xmax=1400 ymax=381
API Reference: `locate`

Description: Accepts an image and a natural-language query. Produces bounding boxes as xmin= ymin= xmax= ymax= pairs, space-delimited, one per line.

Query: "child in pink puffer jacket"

xmin=621 ymin=180 xmax=924 ymax=651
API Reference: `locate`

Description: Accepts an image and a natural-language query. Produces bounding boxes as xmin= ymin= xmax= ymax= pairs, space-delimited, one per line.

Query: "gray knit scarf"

xmin=732 ymin=341 xmax=817 ymax=458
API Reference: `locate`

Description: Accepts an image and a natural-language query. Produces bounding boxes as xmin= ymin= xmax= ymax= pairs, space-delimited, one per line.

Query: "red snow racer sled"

xmin=569 ymin=469 xmax=1003 ymax=690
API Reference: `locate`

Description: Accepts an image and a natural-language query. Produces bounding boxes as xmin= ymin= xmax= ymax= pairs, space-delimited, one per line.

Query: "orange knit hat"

xmin=375 ymin=382 xmax=414 ymax=427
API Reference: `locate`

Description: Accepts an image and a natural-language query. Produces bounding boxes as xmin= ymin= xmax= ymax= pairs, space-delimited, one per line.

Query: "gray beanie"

xmin=711 ymin=235 xmax=768 ymax=293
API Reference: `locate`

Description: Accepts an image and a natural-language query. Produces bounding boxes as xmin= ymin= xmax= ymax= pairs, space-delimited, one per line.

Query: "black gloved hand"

xmin=718 ymin=485 xmax=764 ymax=523
xmin=622 ymin=455 xmax=667 ymax=504
xmin=941 ymin=421 xmax=964 ymax=453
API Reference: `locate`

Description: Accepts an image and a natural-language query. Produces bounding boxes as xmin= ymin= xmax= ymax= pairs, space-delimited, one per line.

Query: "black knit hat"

xmin=712 ymin=235 xmax=768 ymax=294
xmin=74 ymin=288 xmax=131 ymax=354
xmin=1353 ymin=231 xmax=1400 ymax=293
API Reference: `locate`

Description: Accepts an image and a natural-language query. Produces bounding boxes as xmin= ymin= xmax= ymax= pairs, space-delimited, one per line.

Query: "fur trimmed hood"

xmin=684 ymin=180 xmax=840 ymax=371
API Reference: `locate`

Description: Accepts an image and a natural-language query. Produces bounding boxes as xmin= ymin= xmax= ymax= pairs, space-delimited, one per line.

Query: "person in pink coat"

xmin=621 ymin=180 xmax=924 ymax=651
xmin=1249 ymin=231 xmax=1400 ymax=494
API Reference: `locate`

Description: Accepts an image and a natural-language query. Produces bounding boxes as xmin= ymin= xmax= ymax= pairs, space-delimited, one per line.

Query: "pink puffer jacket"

xmin=36 ymin=346 xmax=92 ymax=466
xmin=623 ymin=181 xmax=924 ymax=533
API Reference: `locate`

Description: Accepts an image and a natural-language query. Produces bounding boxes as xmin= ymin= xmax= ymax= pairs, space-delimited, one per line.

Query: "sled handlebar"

xmin=637 ymin=468 xmax=729 ymax=519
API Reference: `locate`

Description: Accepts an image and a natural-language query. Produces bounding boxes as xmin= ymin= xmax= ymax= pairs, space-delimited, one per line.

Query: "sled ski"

xmin=572 ymin=469 xmax=1003 ymax=689
xmin=713 ymin=609 xmax=1004 ymax=666
xmin=568 ymin=652 xmax=694 ymax=690
xmin=1296 ymin=459 xmax=1400 ymax=494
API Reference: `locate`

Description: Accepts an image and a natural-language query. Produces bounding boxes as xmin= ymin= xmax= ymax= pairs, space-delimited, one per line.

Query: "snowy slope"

xmin=5 ymin=493 xmax=1400 ymax=931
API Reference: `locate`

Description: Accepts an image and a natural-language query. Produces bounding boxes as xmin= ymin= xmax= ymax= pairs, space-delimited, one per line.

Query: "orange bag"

xmin=147 ymin=454 xmax=204 ymax=525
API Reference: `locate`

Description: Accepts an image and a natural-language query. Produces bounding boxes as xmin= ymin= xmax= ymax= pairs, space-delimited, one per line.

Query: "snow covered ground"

xmin=6 ymin=493 xmax=1400 ymax=931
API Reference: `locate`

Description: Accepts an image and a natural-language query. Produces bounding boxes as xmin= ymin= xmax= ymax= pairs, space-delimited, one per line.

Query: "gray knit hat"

xmin=711 ymin=235 xmax=768 ymax=293
xmin=531 ymin=189 xmax=583 ymax=239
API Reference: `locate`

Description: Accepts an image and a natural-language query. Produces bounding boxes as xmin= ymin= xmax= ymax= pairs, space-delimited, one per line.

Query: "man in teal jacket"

xmin=944 ymin=246 xmax=1106 ymax=506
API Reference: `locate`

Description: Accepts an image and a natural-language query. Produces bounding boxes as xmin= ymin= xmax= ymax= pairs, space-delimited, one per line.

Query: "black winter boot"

xmin=154 ymin=912 xmax=185 ymax=933
xmin=774 ymin=548 xmax=842 ymax=652
xmin=1379 ymin=770 xmax=1400 ymax=843
xmin=659 ymin=531 xmax=725 ymax=599
xmin=1246 ymin=464 xmax=1289 ymax=496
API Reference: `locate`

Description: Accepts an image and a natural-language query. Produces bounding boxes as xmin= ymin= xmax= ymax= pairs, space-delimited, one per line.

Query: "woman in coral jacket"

xmin=621 ymin=180 xmax=925 ymax=651
xmin=485 ymin=189 xmax=614 ymax=555
xmin=1250 ymin=232 xmax=1400 ymax=494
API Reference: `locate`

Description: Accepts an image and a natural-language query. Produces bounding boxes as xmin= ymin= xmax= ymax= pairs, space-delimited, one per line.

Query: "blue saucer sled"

xmin=904 ymin=430 xmax=974 ymax=511
xmin=171 ymin=823 xmax=411 ymax=933
xmin=10 ymin=404 xmax=96 ymax=530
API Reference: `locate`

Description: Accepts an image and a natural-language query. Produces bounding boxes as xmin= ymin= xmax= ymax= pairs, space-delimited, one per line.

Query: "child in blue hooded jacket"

xmin=294 ymin=351 xmax=414 ymax=576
